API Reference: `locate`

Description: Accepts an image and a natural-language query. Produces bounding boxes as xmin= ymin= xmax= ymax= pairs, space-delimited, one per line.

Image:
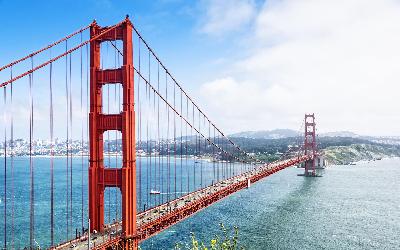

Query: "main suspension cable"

xmin=0 ymin=20 xmax=125 ymax=88
xmin=0 ymin=25 xmax=90 ymax=72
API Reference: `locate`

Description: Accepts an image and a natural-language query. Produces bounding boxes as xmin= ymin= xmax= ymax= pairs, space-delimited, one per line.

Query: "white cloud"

xmin=199 ymin=0 xmax=257 ymax=36
xmin=198 ymin=0 xmax=400 ymax=136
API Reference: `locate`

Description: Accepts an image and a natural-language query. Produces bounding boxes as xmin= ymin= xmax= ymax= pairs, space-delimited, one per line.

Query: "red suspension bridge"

xmin=0 ymin=17 xmax=321 ymax=249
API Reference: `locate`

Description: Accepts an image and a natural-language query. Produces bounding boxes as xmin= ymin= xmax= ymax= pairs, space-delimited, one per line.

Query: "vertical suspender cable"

xmin=228 ymin=142 xmax=230 ymax=177
xmin=107 ymin=52 xmax=111 ymax=224
xmin=230 ymin=141 xmax=233 ymax=177
xmin=49 ymin=59 xmax=55 ymax=246
xmin=160 ymin=77 xmax=164 ymax=205
xmin=65 ymin=40 xmax=70 ymax=239
xmin=216 ymin=128 xmax=219 ymax=182
xmin=186 ymin=97 xmax=189 ymax=193
xmin=180 ymin=90 xmax=183 ymax=195
xmin=3 ymin=79 xmax=7 ymax=250
xmin=153 ymin=87 xmax=157 ymax=207
xmin=80 ymin=31 xmax=84 ymax=232
xmin=204 ymin=117 xmax=207 ymax=186
xmin=145 ymin=66 xmax=149 ymax=209
xmin=85 ymin=43 xmax=89 ymax=233
xmin=217 ymin=129 xmax=219 ymax=180
xmin=192 ymin=105 xmax=195 ymax=189
xmin=29 ymin=56 xmax=35 ymax=249
xmin=157 ymin=63 xmax=161 ymax=207
xmin=153 ymin=88 xmax=156 ymax=208
xmin=225 ymin=136 xmax=227 ymax=178
xmin=10 ymin=67 xmax=14 ymax=249
xmin=148 ymin=50 xmax=152 ymax=208
xmin=232 ymin=143 xmax=234 ymax=177
xmin=210 ymin=121 xmax=213 ymax=184
xmin=138 ymin=38 xmax=142 ymax=211
xmin=173 ymin=80 xmax=176 ymax=199
xmin=225 ymin=138 xmax=227 ymax=178
xmin=199 ymin=112 xmax=202 ymax=188
xmin=200 ymin=114 xmax=203 ymax=188
xmin=221 ymin=133 xmax=223 ymax=179
xmin=159 ymin=76 xmax=163 ymax=207
xmin=166 ymin=70 xmax=170 ymax=203
xmin=69 ymin=52 xmax=73 ymax=232
xmin=223 ymin=136 xmax=225 ymax=179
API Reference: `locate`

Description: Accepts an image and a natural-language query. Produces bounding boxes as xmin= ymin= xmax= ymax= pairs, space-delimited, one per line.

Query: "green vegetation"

xmin=254 ymin=153 xmax=280 ymax=163
xmin=175 ymin=223 xmax=244 ymax=250
xmin=230 ymin=136 xmax=400 ymax=165
xmin=323 ymin=143 xmax=400 ymax=165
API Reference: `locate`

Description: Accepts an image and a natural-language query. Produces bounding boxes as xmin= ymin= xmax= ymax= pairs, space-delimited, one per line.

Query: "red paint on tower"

xmin=304 ymin=113 xmax=317 ymax=176
xmin=89 ymin=17 xmax=137 ymax=248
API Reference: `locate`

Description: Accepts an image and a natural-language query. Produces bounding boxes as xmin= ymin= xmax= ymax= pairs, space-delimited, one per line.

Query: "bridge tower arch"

xmin=89 ymin=16 xmax=137 ymax=248
xmin=304 ymin=113 xmax=317 ymax=176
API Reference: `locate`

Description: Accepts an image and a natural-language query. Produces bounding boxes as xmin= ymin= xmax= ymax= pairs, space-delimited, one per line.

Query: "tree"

xmin=175 ymin=223 xmax=245 ymax=250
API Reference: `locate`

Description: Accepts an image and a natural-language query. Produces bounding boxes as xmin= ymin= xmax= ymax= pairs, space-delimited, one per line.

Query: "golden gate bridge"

xmin=0 ymin=16 xmax=320 ymax=249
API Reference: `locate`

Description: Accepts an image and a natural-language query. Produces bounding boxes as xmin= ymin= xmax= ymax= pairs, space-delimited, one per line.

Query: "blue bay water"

xmin=0 ymin=157 xmax=399 ymax=249
xmin=0 ymin=156 xmax=247 ymax=249
xmin=140 ymin=158 xmax=400 ymax=250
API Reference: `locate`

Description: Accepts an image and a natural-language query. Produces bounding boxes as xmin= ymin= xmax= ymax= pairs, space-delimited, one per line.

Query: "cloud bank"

xmin=198 ymin=0 xmax=400 ymax=136
xmin=199 ymin=0 xmax=256 ymax=36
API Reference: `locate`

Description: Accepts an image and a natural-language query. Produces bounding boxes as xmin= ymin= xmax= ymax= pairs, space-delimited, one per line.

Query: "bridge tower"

xmin=304 ymin=113 xmax=317 ymax=176
xmin=89 ymin=17 xmax=137 ymax=248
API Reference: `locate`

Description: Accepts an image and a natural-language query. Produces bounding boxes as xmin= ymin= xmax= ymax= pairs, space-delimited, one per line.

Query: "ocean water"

xmin=0 ymin=156 xmax=248 ymax=249
xmin=0 ymin=157 xmax=399 ymax=249
xmin=140 ymin=158 xmax=400 ymax=250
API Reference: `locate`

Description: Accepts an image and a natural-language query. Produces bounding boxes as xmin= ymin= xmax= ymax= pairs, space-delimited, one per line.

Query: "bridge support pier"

xmin=89 ymin=16 xmax=138 ymax=249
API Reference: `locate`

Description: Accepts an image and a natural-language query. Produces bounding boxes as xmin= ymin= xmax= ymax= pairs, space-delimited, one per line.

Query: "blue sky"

xmin=2 ymin=0 xmax=400 ymax=136
xmin=0 ymin=0 xmax=252 ymax=93
xmin=0 ymin=0 xmax=263 ymax=139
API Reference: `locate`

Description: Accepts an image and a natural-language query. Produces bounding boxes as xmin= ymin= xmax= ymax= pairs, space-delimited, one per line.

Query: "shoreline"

xmin=329 ymin=155 xmax=399 ymax=166
xmin=0 ymin=154 xmax=221 ymax=162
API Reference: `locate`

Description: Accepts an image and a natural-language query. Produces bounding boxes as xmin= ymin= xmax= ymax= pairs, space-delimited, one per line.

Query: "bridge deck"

xmin=55 ymin=155 xmax=309 ymax=249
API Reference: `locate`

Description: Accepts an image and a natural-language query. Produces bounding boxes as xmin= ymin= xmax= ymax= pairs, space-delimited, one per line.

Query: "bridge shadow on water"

xmin=248 ymin=175 xmax=323 ymax=249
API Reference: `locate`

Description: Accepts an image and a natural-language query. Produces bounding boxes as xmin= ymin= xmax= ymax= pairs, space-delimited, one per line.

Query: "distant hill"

xmin=229 ymin=129 xmax=361 ymax=140
xmin=228 ymin=129 xmax=400 ymax=148
xmin=230 ymin=129 xmax=300 ymax=139
xmin=230 ymin=129 xmax=367 ymax=139
xmin=320 ymin=131 xmax=360 ymax=138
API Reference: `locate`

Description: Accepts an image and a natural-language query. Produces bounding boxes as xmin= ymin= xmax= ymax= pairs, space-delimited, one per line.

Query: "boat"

xmin=150 ymin=189 xmax=161 ymax=195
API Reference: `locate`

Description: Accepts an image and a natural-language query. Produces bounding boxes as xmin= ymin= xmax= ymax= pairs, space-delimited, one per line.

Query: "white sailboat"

xmin=150 ymin=189 xmax=161 ymax=195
